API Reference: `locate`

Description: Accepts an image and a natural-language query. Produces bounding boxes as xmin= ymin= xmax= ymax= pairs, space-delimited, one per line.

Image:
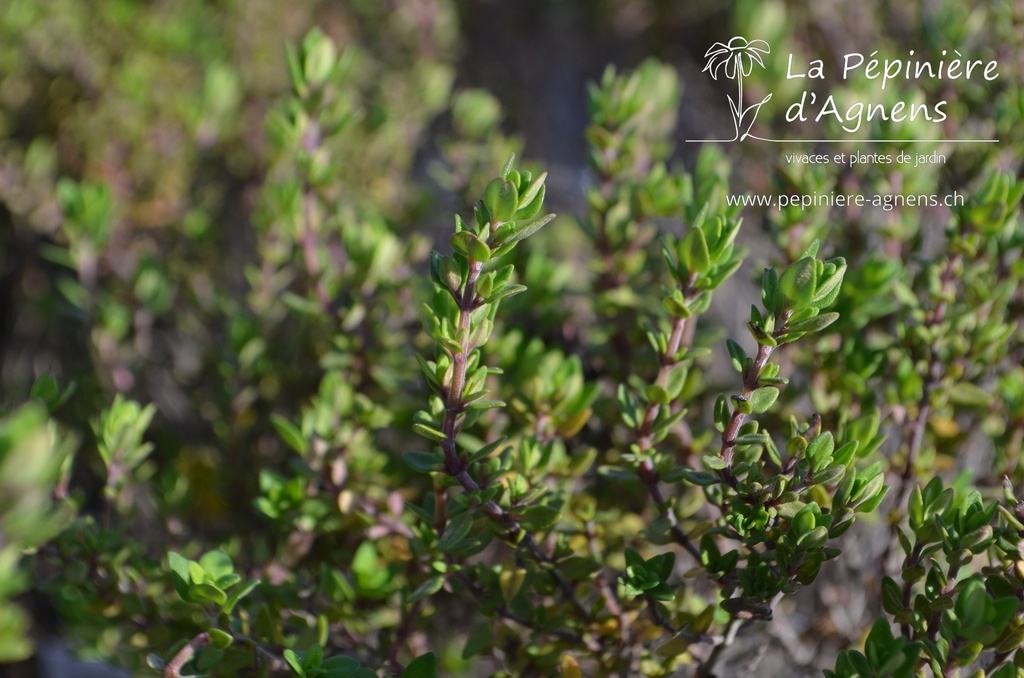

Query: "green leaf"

xmin=412 ymin=423 xmax=447 ymax=442
xmin=439 ymin=511 xmax=474 ymax=552
xmin=852 ymin=468 xmax=886 ymax=504
xmin=726 ymin=339 xmax=748 ymax=373
xmin=351 ymin=541 xmax=378 ymax=576
xmin=679 ymin=469 xmax=720 ymax=486
xmin=747 ymin=322 xmax=777 ymax=347
xmin=656 ymin=635 xmax=692 ymax=657
xmin=645 ymin=385 xmax=670 ymax=405
xmin=881 ymin=576 xmax=903 ymax=615
xmin=947 ymin=382 xmax=994 ymax=408
xmin=702 ymin=455 xmax=727 ymax=470
xmin=407 ymin=575 xmax=445 ymax=603
xmin=428 ymin=249 xmax=444 ymax=288
xmin=713 ymin=394 xmax=729 ymax=432
xmin=747 ymin=386 xmax=779 ymax=413
xmin=832 ymin=440 xmax=858 ymax=467
xmin=190 ymin=582 xmax=227 ymax=606
xmin=0 ymin=606 xmax=33 ymax=662
xmin=284 ymin=648 xmax=304 ymax=675
xmin=223 ymin=579 xmax=261 ymax=615
xmin=462 ymin=624 xmax=492 ymax=659
xmin=189 ymin=560 xmax=206 ymax=583
xmin=499 ymin=566 xmax=527 ymax=601
xmin=624 ymin=547 xmax=645 ymax=573
xmin=811 ymin=259 xmax=846 ymax=307
xmin=194 ymin=646 xmax=224 ymax=672
xmin=731 ymin=395 xmax=752 ymax=414
xmin=484 ymin=178 xmax=518 ymax=223
xmin=322 ymin=656 xmax=361 ymax=672
xmin=497 ymin=214 xmax=556 ymax=247
xmin=466 ymin=399 xmax=505 ymax=410
xmin=560 ymin=653 xmax=583 ymax=678
xmin=450 ymin=231 xmax=491 ymax=263
xmin=558 ymin=555 xmax=601 ymax=579
xmin=989 ymin=664 xmax=1017 ymax=678
xmin=282 ymin=292 xmax=323 ymax=316
xmin=271 ymin=415 xmax=308 ymax=455
xmin=402 ymin=652 xmax=438 ymax=678
xmin=662 ymin=295 xmax=692 ymax=319
xmin=519 ymin=505 xmax=561 ymax=531
xmin=779 ymin=257 xmax=817 ymax=310
xmin=145 ymin=654 xmax=165 ymax=671
xmin=199 ymin=550 xmax=234 ymax=581
xmin=787 ymin=312 xmax=840 ymax=335
xmin=618 ymin=384 xmax=640 ymax=429
xmin=955 ymin=579 xmax=989 ymax=628
xmin=806 ymin=432 xmax=835 ymax=463
xmin=486 ymin=283 xmax=528 ymax=303
xmin=665 ymin=364 xmax=688 ymax=399
xmin=404 ymin=451 xmax=442 ymax=473
xmin=517 ymin=172 xmax=548 ymax=210
xmin=500 ymin=154 xmax=516 ymax=179
xmin=439 ymin=256 xmax=462 ymax=293
xmin=679 ymin=228 xmax=711 ymax=274
xmin=776 ymin=501 xmax=805 ymax=518
xmin=513 ymin=184 xmax=546 ymax=221
xmin=813 ymin=464 xmax=846 ymax=486
xmin=208 ymin=628 xmax=233 ymax=649
xmin=761 ymin=267 xmax=782 ymax=315
xmin=169 ymin=552 xmax=191 ymax=584
xmin=800 ymin=240 xmax=821 ymax=259
xmin=467 ymin=438 xmax=508 ymax=465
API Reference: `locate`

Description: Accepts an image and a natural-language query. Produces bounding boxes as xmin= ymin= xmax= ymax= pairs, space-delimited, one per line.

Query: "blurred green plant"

xmin=0 ymin=396 xmax=75 ymax=662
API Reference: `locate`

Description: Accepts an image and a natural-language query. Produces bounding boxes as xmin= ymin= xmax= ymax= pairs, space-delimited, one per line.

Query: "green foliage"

xmin=168 ymin=549 xmax=259 ymax=614
xmin=0 ymin=2 xmax=1022 ymax=677
xmin=93 ymin=395 xmax=156 ymax=506
xmin=830 ymin=477 xmax=1024 ymax=678
xmin=0 ymin=404 xmax=74 ymax=662
xmin=825 ymin=617 xmax=923 ymax=678
xmin=280 ymin=644 xmax=428 ymax=678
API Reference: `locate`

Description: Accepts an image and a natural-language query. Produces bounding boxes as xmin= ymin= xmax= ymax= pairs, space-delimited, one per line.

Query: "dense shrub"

xmin=1 ymin=1 xmax=1023 ymax=677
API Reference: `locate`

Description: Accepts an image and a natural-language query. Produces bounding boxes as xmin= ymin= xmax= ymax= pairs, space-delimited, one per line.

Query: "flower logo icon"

xmin=702 ymin=37 xmax=773 ymax=141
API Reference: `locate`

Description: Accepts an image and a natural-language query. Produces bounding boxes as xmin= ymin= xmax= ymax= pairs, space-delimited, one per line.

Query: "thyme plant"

xmin=0 ymin=3 xmax=1022 ymax=678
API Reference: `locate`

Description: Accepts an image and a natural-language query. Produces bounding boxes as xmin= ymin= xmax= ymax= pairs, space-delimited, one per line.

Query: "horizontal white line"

xmin=685 ymin=137 xmax=999 ymax=143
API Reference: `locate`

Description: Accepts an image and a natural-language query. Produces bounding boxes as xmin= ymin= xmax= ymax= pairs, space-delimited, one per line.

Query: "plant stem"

xmin=298 ymin=119 xmax=339 ymax=316
xmin=453 ymin=469 xmax=589 ymax=618
xmin=301 ymin=183 xmax=334 ymax=315
xmin=899 ymin=539 xmax=923 ymax=638
xmin=721 ymin=343 xmax=775 ymax=466
xmin=925 ymin=559 xmax=962 ymax=643
xmin=164 ymin=632 xmax=209 ymax=678
xmin=638 ymin=460 xmax=700 ymax=561
xmin=646 ymin=593 xmax=678 ymax=634
xmin=696 ymin=618 xmax=742 ymax=678
xmin=388 ymin=599 xmax=424 ymax=675
xmin=883 ymin=252 xmax=960 ymax=574
xmin=438 ymin=261 xmax=483 ymax=475
xmin=455 ymin=569 xmax=600 ymax=652
xmin=633 ymin=300 xmax=702 ymax=561
xmin=436 ymin=260 xmax=590 ymax=619
xmin=585 ymin=520 xmax=628 ymax=640
xmin=895 ymin=253 xmax=957 ymax=498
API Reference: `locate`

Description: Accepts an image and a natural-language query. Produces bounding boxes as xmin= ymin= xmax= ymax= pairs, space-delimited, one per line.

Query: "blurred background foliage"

xmin=1 ymin=0 xmax=1023 ymax=676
